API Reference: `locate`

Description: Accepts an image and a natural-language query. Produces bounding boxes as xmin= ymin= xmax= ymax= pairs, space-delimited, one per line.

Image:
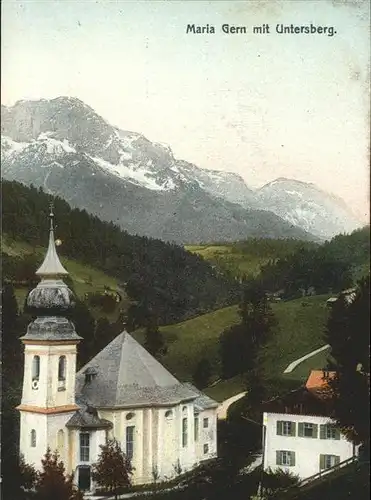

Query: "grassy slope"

xmin=2 ymin=235 xmax=127 ymax=319
xmin=185 ymin=244 xmax=271 ymax=277
xmin=134 ymin=294 xmax=331 ymax=401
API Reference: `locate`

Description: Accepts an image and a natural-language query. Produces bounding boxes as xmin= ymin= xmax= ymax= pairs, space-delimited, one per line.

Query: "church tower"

xmin=17 ymin=205 xmax=82 ymax=470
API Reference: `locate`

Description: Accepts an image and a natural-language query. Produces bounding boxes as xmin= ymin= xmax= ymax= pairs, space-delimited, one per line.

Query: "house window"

xmin=80 ymin=433 xmax=90 ymax=462
xmin=320 ymin=454 xmax=340 ymax=470
xmin=194 ymin=416 xmax=199 ymax=442
xmin=276 ymin=450 xmax=295 ymax=467
xmin=298 ymin=422 xmax=318 ymax=438
xmin=58 ymin=356 xmax=66 ymax=381
xmin=320 ymin=424 xmax=340 ymax=440
xmin=126 ymin=426 xmax=135 ymax=460
xmin=32 ymin=356 xmax=40 ymax=380
xmin=203 ymin=417 xmax=209 ymax=429
xmin=182 ymin=418 xmax=188 ymax=447
xmin=277 ymin=420 xmax=296 ymax=437
xmin=31 ymin=429 xmax=36 ymax=448
xmin=203 ymin=443 xmax=209 ymax=454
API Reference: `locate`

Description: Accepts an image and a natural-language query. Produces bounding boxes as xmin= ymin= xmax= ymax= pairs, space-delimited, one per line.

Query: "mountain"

xmin=255 ymin=178 xmax=363 ymax=240
xmin=0 ymin=97 xmax=357 ymax=243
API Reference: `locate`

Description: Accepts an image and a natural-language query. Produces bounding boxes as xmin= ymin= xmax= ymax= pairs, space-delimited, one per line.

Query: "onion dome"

xmin=27 ymin=279 xmax=75 ymax=311
xmin=21 ymin=316 xmax=82 ymax=342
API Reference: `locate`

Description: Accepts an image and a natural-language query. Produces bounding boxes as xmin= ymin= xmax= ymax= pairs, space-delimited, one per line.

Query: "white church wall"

xmin=21 ymin=344 xmax=77 ymax=408
xmin=45 ymin=412 xmax=76 ymax=466
xmin=178 ymin=403 xmax=196 ymax=474
xmin=195 ymin=409 xmax=217 ymax=463
xmin=20 ymin=412 xmax=48 ymax=470
xmin=160 ymin=406 xmax=178 ymax=480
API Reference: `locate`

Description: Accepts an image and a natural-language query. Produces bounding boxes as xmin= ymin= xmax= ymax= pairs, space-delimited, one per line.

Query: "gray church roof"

xmin=66 ymin=404 xmax=113 ymax=430
xmin=76 ymin=332 xmax=200 ymax=408
xmin=20 ymin=316 xmax=82 ymax=342
xmin=183 ymin=383 xmax=219 ymax=411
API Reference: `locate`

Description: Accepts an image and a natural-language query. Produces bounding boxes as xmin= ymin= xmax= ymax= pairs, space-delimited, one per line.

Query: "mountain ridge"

xmin=1 ymin=96 xmax=361 ymax=243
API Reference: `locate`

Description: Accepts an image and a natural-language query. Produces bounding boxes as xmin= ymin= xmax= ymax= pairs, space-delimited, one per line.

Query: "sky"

xmin=1 ymin=0 xmax=370 ymax=221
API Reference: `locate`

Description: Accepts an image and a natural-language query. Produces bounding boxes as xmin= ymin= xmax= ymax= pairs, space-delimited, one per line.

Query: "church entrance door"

xmin=78 ymin=465 xmax=91 ymax=491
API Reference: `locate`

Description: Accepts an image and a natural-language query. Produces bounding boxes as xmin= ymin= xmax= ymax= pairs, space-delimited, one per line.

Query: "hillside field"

xmin=185 ymin=239 xmax=317 ymax=278
xmin=133 ymin=294 xmax=331 ymax=401
xmin=2 ymin=234 xmax=127 ymax=320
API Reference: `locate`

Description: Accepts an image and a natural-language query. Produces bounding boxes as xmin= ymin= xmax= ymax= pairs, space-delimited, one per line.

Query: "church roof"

xmin=20 ymin=316 xmax=82 ymax=342
xmin=76 ymin=332 xmax=200 ymax=408
xmin=66 ymin=404 xmax=113 ymax=430
xmin=183 ymin=383 xmax=219 ymax=410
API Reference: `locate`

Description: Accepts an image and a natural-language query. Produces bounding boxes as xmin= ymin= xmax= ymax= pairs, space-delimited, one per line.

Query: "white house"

xmin=17 ymin=207 xmax=218 ymax=492
xmin=262 ymin=370 xmax=356 ymax=480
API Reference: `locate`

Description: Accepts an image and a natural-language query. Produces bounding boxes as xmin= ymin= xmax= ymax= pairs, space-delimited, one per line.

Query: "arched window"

xmin=58 ymin=356 xmax=66 ymax=381
xmin=31 ymin=429 xmax=36 ymax=447
xmin=57 ymin=429 xmax=64 ymax=451
xmin=32 ymin=356 xmax=40 ymax=381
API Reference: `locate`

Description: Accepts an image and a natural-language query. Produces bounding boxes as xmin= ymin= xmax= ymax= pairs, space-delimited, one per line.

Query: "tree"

xmin=325 ymin=276 xmax=370 ymax=445
xmin=92 ymin=439 xmax=134 ymax=499
xmin=19 ymin=454 xmax=39 ymax=492
xmin=144 ymin=320 xmax=167 ymax=358
xmin=193 ymin=357 xmax=212 ymax=389
xmin=220 ymin=283 xmax=276 ymax=378
xmin=261 ymin=468 xmax=300 ymax=498
xmin=35 ymin=448 xmax=82 ymax=500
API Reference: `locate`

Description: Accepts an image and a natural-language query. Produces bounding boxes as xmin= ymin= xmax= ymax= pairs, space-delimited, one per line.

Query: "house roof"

xmin=76 ymin=332 xmax=201 ymax=408
xmin=261 ymin=386 xmax=332 ymax=418
xmin=306 ymin=370 xmax=336 ymax=392
xmin=262 ymin=370 xmax=338 ymax=417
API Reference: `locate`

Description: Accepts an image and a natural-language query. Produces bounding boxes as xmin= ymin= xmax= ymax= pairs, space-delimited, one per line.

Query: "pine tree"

xmin=144 ymin=320 xmax=167 ymax=358
xmin=35 ymin=448 xmax=82 ymax=500
xmin=92 ymin=439 xmax=134 ymax=499
xmin=325 ymin=276 xmax=370 ymax=445
xmin=193 ymin=357 xmax=212 ymax=389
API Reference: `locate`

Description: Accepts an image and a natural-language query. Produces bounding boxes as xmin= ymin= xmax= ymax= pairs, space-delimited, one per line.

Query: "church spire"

xmin=36 ymin=203 xmax=68 ymax=277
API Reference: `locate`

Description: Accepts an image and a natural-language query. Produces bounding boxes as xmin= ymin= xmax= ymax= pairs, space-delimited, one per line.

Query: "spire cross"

xmin=49 ymin=202 xmax=55 ymax=231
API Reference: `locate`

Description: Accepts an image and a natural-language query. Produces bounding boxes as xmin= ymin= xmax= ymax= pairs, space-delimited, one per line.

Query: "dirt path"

xmin=283 ymin=344 xmax=330 ymax=374
xmin=217 ymin=391 xmax=247 ymax=420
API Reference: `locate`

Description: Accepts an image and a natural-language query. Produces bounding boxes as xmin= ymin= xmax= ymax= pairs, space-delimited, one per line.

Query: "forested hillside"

xmin=255 ymin=226 xmax=370 ymax=299
xmin=2 ymin=180 xmax=240 ymax=326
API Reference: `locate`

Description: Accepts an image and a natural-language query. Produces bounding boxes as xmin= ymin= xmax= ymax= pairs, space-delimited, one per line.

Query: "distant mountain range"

xmin=1 ymin=97 xmax=362 ymax=243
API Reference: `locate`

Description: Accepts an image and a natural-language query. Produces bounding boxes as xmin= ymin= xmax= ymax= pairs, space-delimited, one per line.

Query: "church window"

xmin=57 ymin=429 xmax=64 ymax=451
xmin=58 ymin=356 xmax=66 ymax=381
xmin=165 ymin=410 xmax=173 ymax=419
xmin=203 ymin=443 xmax=209 ymax=454
xmin=194 ymin=416 xmax=199 ymax=442
xmin=126 ymin=412 xmax=135 ymax=420
xmin=182 ymin=418 xmax=188 ymax=447
xmin=32 ymin=356 xmax=40 ymax=381
xmin=203 ymin=417 xmax=209 ymax=429
xmin=31 ymin=429 xmax=36 ymax=447
xmin=126 ymin=426 xmax=135 ymax=460
xmin=80 ymin=433 xmax=90 ymax=462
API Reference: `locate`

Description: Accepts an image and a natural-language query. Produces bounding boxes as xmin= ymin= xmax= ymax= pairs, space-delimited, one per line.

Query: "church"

xmin=17 ymin=208 xmax=218 ymax=492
